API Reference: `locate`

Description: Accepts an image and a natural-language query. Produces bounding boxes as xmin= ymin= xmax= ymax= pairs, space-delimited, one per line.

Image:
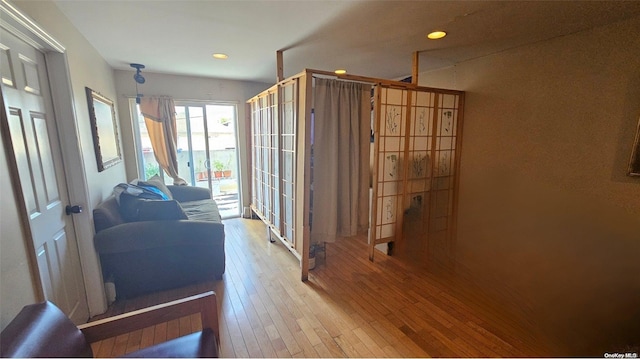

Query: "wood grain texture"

xmin=80 ymin=291 xmax=217 ymax=345
xmin=89 ymin=218 xmax=555 ymax=357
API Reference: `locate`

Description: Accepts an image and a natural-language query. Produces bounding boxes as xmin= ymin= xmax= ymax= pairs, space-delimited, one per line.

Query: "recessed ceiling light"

xmin=212 ymin=53 xmax=228 ymax=59
xmin=427 ymin=31 xmax=447 ymax=40
xmin=335 ymin=69 xmax=347 ymax=75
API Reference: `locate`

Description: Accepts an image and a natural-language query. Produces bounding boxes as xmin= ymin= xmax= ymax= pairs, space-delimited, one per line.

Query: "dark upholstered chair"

xmin=0 ymin=291 xmax=219 ymax=358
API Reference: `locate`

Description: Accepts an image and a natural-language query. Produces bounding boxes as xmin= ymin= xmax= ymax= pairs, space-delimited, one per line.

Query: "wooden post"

xmin=369 ymin=86 xmax=382 ymax=262
xmin=412 ymin=51 xmax=419 ymax=85
xmin=299 ymin=72 xmax=312 ymax=281
xmin=277 ymin=50 xmax=284 ymax=82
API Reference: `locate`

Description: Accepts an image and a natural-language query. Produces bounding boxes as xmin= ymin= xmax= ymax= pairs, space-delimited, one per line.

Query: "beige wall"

xmin=420 ymin=16 xmax=640 ymax=355
xmin=113 ymin=70 xmax=268 ymax=210
xmin=1 ymin=0 xmax=126 ymax=325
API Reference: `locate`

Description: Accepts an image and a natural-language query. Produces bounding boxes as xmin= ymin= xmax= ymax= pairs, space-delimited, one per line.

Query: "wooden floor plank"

xmin=94 ymin=336 xmax=115 ymax=358
xmin=165 ymin=318 xmax=180 ymax=341
xmin=352 ymin=327 xmax=386 ymax=357
xmin=152 ymin=322 xmax=167 ymax=345
xmin=313 ymin=326 xmax=346 ymax=358
xmin=138 ymin=326 xmax=154 ymax=352
xmin=218 ymin=307 xmax=235 ymax=357
xmin=87 ymin=218 xmax=554 ymax=357
xmin=89 ymin=341 xmax=101 ymax=355
xmin=110 ymin=333 xmax=129 ymax=357
xmin=123 ymin=329 xmax=142 ymax=354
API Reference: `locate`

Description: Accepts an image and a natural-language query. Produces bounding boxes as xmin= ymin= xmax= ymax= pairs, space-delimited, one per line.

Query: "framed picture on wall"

xmin=86 ymin=87 xmax=121 ymax=172
xmin=628 ymin=116 xmax=640 ymax=177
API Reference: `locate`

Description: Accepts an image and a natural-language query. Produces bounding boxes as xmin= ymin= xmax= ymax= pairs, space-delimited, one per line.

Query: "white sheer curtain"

xmin=311 ymin=78 xmax=371 ymax=244
xmin=139 ymin=96 xmax=186 ymax=185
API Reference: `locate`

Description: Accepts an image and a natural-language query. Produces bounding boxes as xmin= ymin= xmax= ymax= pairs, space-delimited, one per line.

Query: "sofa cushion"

xmin=114 ymin=183 xmax=166 ymax=202
xmin=117 ymin=193 xmax=147 ymax=222
xmin=135 ymin=175 xmax=173 ymax=200
xmin=114 ymin=183 xmax=170 ymax=222
xmin=167 ymin=185 xmax=212 ymax=202
xmin=119 ymin=196 xmax=188 ymax=222
xmin=137 ymin=199 xmax=188 ymax=221
xmin=180 ymin=199 xmax=222 ymax=223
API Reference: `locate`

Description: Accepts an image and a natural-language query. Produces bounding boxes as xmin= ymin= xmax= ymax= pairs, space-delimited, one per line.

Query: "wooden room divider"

xmin=249 ymin=74 xmax=310 ymax=279
xmin=371 ymin=85 xmax=464 ymax=269
xmin=248 ymin=69 xmax=464 ymax=280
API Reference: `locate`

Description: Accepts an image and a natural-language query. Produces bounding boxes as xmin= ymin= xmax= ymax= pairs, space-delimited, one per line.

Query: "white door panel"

xmin=1 ymin=28 xmax=88 ymax=324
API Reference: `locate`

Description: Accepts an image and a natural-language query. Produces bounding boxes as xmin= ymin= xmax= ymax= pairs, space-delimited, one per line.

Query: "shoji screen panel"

xmin=280 ymin=79 xmax=297 ymax=245
xmin=250 ymin=95 xmax=265 ymax=218
xmin=402 ymin=90 xmax=437 ymax=247
xmin=249 ymin=87 xmax=280 ymax=232
xmin=249 ymin=79 xmax=302 ymax=255
xmin=370 ymin=85 xmax=464 ymax=265
xmin=428 ymin=93 xmax=462 ymax=267
xmin=371 ymin=87 xmax=410 ymax=251
xmin=268 ymin=89 xmax=280 ymax=231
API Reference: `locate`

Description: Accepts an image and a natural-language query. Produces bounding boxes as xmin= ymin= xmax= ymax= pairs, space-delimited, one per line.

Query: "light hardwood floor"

xmin=90 ymin=218 xmax=554 ymax=357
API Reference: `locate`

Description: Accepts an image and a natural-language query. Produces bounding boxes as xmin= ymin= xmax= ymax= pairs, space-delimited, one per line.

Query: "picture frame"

xmin=86 ymin=87 xmax=121 ymax=172
xmin=628 ymin=116 xmax=640 ymax=177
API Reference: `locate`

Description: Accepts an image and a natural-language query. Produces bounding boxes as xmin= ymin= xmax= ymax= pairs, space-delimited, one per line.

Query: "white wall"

xmin=113 ymin=70 xmax=268 ymax=210
xmin=1 ymin=0 xmax=127 ymax=321
xmin=419 ymin=16 xmax=640 ymax=355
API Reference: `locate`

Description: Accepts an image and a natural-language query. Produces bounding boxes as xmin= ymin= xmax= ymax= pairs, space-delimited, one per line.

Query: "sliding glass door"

xmin=133 ymin=99 xmax=241 ymax=218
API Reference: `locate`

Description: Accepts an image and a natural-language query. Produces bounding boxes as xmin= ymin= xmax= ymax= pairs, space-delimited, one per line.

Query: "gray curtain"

xmin=139 ymin=96 xmax=186 ymax=185
xmin=311 ymin=78 xmax=371 ymax=244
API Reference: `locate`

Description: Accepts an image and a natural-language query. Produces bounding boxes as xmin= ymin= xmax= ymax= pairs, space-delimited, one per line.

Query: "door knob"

xmin=65 ymin=205 xmax=83 ymax=215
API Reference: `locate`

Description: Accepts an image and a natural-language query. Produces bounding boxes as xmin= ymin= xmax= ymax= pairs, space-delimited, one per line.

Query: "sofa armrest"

xmin=94 ymin=220 xmax=224 ymax=254
xmin=78 ymin=291 xmax=219 ymax=345
xmin=167 ymin=185 xmax=212 ymax=202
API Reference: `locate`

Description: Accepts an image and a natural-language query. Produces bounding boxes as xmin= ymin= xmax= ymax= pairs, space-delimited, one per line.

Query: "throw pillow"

xmin=114 ymin=183 xmax=168 ymax=222
xmin=117 ymin=192 xmax=144 ymax=222
xmin=137 ymin=175 xmax=173 ymax=200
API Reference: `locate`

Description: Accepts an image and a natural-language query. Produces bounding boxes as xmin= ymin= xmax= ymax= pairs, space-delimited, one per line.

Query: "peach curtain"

xmin=139 ymin=96 xmax=186 ymax=185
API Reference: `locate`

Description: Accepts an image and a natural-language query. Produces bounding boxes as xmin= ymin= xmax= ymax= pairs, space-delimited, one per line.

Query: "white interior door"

xmin=1 ymin=29 xmax=89 ymax=323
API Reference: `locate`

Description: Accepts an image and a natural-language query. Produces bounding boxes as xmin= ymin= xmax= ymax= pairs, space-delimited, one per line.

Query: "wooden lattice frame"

xmin=249 ymin=69 xmax=464 ymax=280
xmin=369 ymin=85 xmax=464 ymax=264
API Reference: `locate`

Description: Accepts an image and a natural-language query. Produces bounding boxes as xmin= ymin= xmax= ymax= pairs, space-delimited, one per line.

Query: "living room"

xmin=1 ymin=0 xmax=639 ymax=357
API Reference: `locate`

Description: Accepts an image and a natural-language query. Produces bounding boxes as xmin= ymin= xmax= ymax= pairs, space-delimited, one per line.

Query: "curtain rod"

xmin=289 ymin=69 xmax=463 ymax=95
xmin=311 ymin=74 xmax=373 ymax=86
xmin=121 ymin=95 xmax=238 ymax=105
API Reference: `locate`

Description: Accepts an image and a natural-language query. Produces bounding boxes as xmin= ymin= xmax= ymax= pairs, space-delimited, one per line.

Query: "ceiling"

xmin=50 ymin=0 xmax=640 ymax=84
